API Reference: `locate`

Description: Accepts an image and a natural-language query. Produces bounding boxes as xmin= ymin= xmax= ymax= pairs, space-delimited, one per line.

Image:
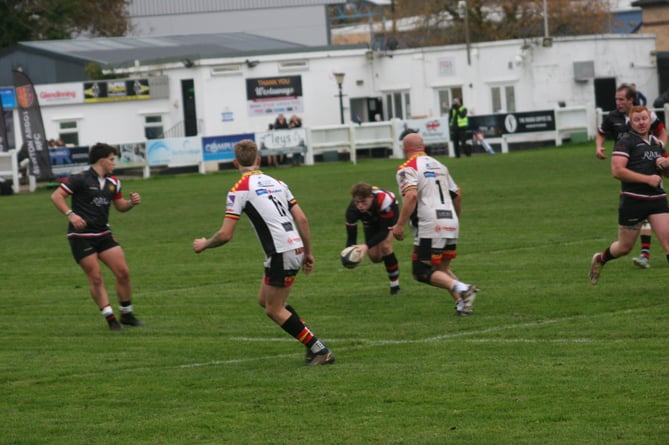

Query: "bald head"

xmin=402 ymin=132 xmax=425 ymax=157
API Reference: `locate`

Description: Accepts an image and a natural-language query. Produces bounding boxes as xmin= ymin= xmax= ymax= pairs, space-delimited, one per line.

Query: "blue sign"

xmin=202 ymin=134 xmax=254 ymax=162
xmin=0 ymin=88 xmax=16 ymax=109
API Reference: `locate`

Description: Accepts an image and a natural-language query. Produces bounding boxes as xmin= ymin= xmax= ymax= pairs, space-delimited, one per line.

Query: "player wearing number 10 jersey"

xmin=192 ymin=139 xmax=334 ymax=365
xmin=392 ymin=133 xmax=478 ymax=316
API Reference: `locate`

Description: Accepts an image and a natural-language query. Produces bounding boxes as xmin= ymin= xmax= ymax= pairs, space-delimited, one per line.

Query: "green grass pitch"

xmin=1 ymin=142 xmax=667 ymax=444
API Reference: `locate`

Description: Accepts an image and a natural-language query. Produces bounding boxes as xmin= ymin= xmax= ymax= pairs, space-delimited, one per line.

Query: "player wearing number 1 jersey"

xmin=193 ymin=139 xmax=334 ymax=366
xmin=392 ymin=133 xmax=478 ymax=316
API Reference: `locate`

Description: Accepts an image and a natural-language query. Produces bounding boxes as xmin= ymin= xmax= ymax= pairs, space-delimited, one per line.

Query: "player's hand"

xmin=391 ymin=224 xmax=404 ymax=241
xmin=355 ymin=244 xmax=368 ymax=260
xmin=193 ymin=237 xmax=207 ymax=253
xmin=596 ymin=147 xmax=607 ymax=159
xmin=648 ymin=174 xmax=663 ymax=188
xmin=302 ymin=253 xmax=315 ymax=275
xmin=129 ymin=192 xmax=141 ymax=206
xmin=68 ymin=213 xmax=87 ymax=230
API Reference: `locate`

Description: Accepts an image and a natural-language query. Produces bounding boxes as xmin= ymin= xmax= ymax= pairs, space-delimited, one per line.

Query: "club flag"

xmin=13 ymin=70 xmax=53 ymax=180
xmin=0 ymin=98 xmax=8 ymax=152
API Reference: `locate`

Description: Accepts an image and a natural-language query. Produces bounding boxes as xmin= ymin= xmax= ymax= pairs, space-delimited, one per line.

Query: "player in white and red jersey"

xmin=193 ymin=139 xmax=334 ymax=366
xmin=392 ymin=133 xmax=478 ymax=316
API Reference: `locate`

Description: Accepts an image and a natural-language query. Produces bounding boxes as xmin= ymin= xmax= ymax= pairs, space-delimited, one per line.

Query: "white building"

xmin=18 ymin=33 xmax=656 ymax=148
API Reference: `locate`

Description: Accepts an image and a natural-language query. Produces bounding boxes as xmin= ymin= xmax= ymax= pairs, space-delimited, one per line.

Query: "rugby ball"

xmin=340 ymin=245 xmax=363 ymax=269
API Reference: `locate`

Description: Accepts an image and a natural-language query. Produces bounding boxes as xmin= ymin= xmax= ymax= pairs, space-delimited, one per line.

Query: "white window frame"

xmin=384 ymin=90 xmax=411 ymax=120
xmin=490 ymin=84 xmax=517 ymax=113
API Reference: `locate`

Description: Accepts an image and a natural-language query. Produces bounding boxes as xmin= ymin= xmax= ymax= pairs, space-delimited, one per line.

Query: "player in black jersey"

xmin=345 ymin=182 xmax=401 ymax=295
xmin=589 ymin=106 xmax=669 ymax=284
xmin=51 ymin=143 xmax=143 ymax=331
xmin=595 ymin=83 xmax=667 ymax=269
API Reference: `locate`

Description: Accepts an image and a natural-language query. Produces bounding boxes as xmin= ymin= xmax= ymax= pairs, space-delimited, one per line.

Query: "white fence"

xmin=9 ymin=106 xmax=596 ymax=192
xmin=0 ymin=150 xmax=19 ymax=194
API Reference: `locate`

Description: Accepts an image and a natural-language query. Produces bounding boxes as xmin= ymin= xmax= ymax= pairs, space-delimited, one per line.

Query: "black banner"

xmin=0 ymin=99 xmax=8 ymax=152
xmin=13 ymin=70 xmax=53 ymax=180
xmin=83 ymin=79 xmax=150 ymax=103
xmin=469 ymin=110 xmax=556 ymax=138
xmin=246 ymin=76 xmax=302 ymax=101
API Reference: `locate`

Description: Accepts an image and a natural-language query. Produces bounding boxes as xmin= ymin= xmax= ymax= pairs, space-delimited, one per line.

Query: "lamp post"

xmin=457 ymin=0 xmax=471 ymax=65
xmin=334 ymin=72 xmax=345 ymax=124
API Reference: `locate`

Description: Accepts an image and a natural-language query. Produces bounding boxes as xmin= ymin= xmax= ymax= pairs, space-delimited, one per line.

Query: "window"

xmin=144 ymin=115 xmax=164 ymax=140
xmin=385 ymin=91 xmax=411 ymax=119
xmin=59 ymin=121 xmax=79 ymax=146
xmin=437 ymin=88 xmax=463 ymax=116
xmin=491 ymin=85 xmax=516 ymax=113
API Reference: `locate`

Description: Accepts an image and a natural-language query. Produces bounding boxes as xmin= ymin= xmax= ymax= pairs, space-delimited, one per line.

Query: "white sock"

xmin=452 ymin=281 xmax=469 ymax=294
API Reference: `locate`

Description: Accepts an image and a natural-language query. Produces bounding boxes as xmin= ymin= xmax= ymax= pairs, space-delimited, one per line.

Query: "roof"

xmin=128 ymin=0 xmax=346 ymax=16
xmin=18 ymin=32 xmax=309 ymax=68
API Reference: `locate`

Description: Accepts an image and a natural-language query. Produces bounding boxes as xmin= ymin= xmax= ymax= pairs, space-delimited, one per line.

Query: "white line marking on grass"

xmin=179 ymin=309 xmax=646 ymax=369
xmin=179 ymin=318 xmax=563 ymax=368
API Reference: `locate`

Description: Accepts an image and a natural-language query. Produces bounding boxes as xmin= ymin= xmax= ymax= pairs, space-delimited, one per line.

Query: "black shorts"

xmin=618 ymin=195 xmax=669 ymax=227
xmin=68 ymin=234 xmax=119 ymax=263
xmin=263 ymin=248 xmax=303 ymax=287
xmin=413 ymin=238 xmax=457 ymax=264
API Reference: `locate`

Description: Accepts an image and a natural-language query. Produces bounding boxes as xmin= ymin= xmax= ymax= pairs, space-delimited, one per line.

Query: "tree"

xmin=392 ymin=0 xmax=612 ymax=48
xmin=0 ymin=0 xmax=132 ymax=49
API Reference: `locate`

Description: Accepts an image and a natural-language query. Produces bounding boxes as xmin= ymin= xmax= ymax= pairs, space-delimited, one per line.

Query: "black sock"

xmin=383 ymin=253 xmax=400 ymax=285
xmin=280 ymin=313 xmax=326 ymax=352
xmin=601 ymin=247 xmax=616 ymax=264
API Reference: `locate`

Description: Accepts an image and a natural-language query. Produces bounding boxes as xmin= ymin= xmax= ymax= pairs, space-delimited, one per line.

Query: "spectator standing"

xmin=449 ymin=98 xmax=470 ymax=157
xmin=288 ymin=115 xmax=304 ymax=166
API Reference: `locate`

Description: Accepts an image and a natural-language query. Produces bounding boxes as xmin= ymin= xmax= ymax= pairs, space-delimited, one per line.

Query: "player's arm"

xmin=452 ymin=189 xmax=462 ymax=216
xmin=113 ymin=192 xmax=141 ymax=212
xmin=611 ymin=154 xmax=662 ymax=187
xmin=50 ymin=186 xmax=72 ymax=216
xmin=656 ymin=152 xmax=669 ymax=177
xmin=344 ymin=203 xmax=358 ymax=247
xmin=51 ymin=186 xmax=86 ymax=230
xmin=290 ymin=203 xmax=314 ymax=274
xmin=193 ymin=216 xmax=238 ymax=253
xmin=595 ymin=131 xmax=608 ymax=159
xmin=392 ymin=188 xmax=417 ymax=241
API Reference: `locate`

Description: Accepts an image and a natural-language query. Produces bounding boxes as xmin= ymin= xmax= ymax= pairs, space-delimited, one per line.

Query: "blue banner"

xmin=202 ymin=134 xmax=254 ymax=162
xmin=0 ymin=88 xmax=16 ymax=109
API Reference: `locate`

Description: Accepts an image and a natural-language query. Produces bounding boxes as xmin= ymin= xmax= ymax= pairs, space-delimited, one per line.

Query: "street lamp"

xmin=457 ymin=0 xmax=471 ymax=65
xmin=334 ymin=72 xmax=345 ymax=124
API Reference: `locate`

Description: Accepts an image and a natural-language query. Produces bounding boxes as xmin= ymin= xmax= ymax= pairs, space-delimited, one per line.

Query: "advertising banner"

xmin=13 ymin=70 xmax=53 ymax=180
xmin=35 ymin=82 xmax=84 ymax=106
xmin=256 ymin=128 xmax=306 ymax=155
xmin=202 ymin=134 xmax=254 ymax=162
xmin=118 ymin=142 xmax=147 ymax=168
xmin=246 ymin=75 xmax=303 ymax=117
xmin=49 ymin=146 xmax=89 ymax=178
xmin=0 ymin=99 xmax=8 ymax=152
xmin=146 ymin=137 xmax=201 ymax=167
xmin=84 ymin=79 xmax=150 ymax=103
xmin=0 ymin=87 xmax=16 ymax=109
xmin=395 ymin=118 xmax=450 ymax=145
xmin=469 ymin=110 xmax=556 ymax=137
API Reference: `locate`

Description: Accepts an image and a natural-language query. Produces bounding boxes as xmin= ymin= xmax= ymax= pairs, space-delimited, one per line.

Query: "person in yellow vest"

xmin=449 ymin=98 xmax=470 ymax=158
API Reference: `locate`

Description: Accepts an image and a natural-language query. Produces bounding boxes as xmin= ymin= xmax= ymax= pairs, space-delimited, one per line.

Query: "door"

xmin=594 ymin=78 xmax=616 ymax=111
